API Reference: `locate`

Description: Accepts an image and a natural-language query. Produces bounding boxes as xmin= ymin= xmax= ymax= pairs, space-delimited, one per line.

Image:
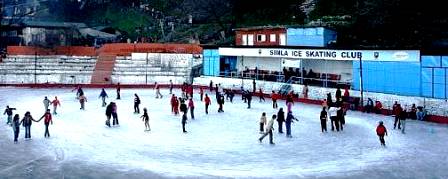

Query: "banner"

xmin=219 ymin=48 xmax=420 ymax=62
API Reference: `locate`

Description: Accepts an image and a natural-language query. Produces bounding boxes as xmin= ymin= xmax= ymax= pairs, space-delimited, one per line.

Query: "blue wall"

xmin=203 ymin=49 xmax=220 ymax=76
xmin=287 ymin=27 xmax=337 ymax=47
xmin=352 ymin=61 xmax=421 ymax=96
xmin=421 ymin=56 xmax=448 ymax=99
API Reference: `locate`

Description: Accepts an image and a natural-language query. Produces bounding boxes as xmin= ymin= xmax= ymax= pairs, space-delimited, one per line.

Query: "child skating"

xmin=376 ymin=121 xmax=388 ymax=146
xmin=50 ymin=96 xmax=61 ymax=115
xmin=3 ymin=105 xmax=16 ymax=126
xmin=259 ymin=112 xmax=267 ymax=134
xmin=37 ymin=109 xmax=53 ymax=138
xmin=141 ymin=108 xmax=150 ymax=131
xmin=259 ymin=114 xmax=276 ymax=145
xmin=99 ymin=88 xmax=108 ymax=107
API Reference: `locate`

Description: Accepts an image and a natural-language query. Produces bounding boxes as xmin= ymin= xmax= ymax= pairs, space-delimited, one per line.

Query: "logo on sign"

xmin=393 ymin=51 xmax=409 ymax=60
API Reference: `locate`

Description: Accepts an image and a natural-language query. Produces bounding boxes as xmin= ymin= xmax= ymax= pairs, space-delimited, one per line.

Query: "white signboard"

xmin=219 ymin=48 xmax=420 ymax=62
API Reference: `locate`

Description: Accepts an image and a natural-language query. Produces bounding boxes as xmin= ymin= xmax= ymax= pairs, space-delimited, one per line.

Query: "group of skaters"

xmin=2 ymin=81 xmax=419 ymax=147
xmin=3 ymin=96 xmax=57 ymax=143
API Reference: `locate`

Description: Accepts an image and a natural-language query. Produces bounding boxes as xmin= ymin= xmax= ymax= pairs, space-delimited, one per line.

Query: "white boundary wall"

xmin=194 ymin=76 xmax=448 ymax=116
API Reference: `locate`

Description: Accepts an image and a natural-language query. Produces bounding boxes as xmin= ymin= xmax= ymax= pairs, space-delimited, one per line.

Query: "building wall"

xmin=421 ymin=55 xmax=448 ymax=99
xmin=287 ymin=27 xmax=336 ymax=47
xmin=352 ymin=61 xmax=421 ymax=96
xmin=235 ymin=28 xmax=287 ymax=46
xmin=194 ymin=76 xmax=448 ymax=117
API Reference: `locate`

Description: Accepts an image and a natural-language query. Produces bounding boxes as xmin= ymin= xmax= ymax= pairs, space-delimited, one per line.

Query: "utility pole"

xmin=359 ymin=56 xmax=364 ymax=107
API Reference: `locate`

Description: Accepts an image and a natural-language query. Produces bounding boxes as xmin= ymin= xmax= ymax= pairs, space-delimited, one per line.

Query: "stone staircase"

xmin=91 ymin=54 xmax=117 ymax=84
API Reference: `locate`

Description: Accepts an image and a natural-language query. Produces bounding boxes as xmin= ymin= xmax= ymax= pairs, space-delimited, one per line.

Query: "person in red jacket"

xmin=271 ymin=91 xmax=279 ymax=109
xmin=38 ymin=109 xmax=53 ymax=138
xmin=170 ymin=94 xmax=176 ymax=113
xmin=50 ymin=96 xmax=61 ymax=115
xmin=376 ymin=121 xmax=388 ymax=146
xmin=204 ymin=94 xmax=211 ymax=114
xmin=173 ymin=96 xmax=179 ymax=115
xmin=187 ymin=85 xmax=194 ymax=99
xmin=258 ymin=88 xmax=265 ymax=102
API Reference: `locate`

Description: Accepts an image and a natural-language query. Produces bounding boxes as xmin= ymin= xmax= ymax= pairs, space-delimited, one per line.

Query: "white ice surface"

xmin=0 ymin=87 xmax=447 ymax=178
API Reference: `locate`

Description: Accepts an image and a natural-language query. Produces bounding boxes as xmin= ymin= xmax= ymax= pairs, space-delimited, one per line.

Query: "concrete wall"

xmin=194 ymin=76 xmax=448 ymax=116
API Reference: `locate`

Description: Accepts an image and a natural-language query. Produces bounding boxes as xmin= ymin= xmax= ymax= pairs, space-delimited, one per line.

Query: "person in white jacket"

xmin=259 ymin=114 xmax=276 ymax=144
xmin=328 ymin=106 xmax=341 ymax=131
xmin=259 ymin=112 xmax=267 ymax=134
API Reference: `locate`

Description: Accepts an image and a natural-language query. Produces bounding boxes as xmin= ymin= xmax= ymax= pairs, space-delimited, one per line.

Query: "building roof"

xmin=79 ymin=28 xmax=117 ymax=39
xmin=233 ymin=25 xmax=336 ymax=32
xmin=20 ymin=20 xmax=87 ymax=28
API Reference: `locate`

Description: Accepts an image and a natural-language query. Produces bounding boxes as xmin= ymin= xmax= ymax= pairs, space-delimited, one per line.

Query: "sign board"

xmin=219 ymin=48 xmax=420 ymax=62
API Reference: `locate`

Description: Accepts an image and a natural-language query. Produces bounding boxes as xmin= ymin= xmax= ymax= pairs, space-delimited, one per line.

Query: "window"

xmin=257 ymin=34 xmax=266 ymax=42
xmin=279 ymin=34 xmax=286 ymax=45
xmin=242 ymin=34 xmax=248 ymax=45
xmin=270 ymin=34 xmax=276 ymax=42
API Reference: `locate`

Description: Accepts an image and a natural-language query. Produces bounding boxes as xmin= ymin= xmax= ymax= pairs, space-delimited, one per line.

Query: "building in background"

xmin=234 ymin=26 xmax=337 ymax=47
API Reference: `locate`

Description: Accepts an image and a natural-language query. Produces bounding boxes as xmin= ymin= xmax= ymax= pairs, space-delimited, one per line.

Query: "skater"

xmin=50 ymin=96 xmax=61 ymax=115
xmin=285 ymin=112 xmax=298 ymax=137
xmin=258 ymin=88 xmax=265 ymax=102
xmin=271 ymin=91 xmax=279 ymax=109
xmin=72 ymin=85 xmax=84 ymax=99
xmin=259 ymin=112 xmax=267 ymax=134
xmin=3 ymin=105 xmax=16 ymax=126
xmin=134 ymin=94 xmax=141 ymax=114
xmin=187 ymin=84 xmax=194 ymax=99
xmin=400 ymin=106 xmax=407 ymax=134
xmin=169 ymin=80 xmax=173 ymax=94
xmin=99 ymin=88 xmax=108 ymax=107
xmin=37 ymin=109 xmax=53 ymax=138
xmin=365 ymin=98 xmax=374 ymax=113
xmin=328 ymin=106 xmax=340 ymax=131
xmin=12 ymin=114 xmax=21 ymax=143
xmin=188 ymin=98 xmax=195 ymax=119
xmin=343 ymin=87 xmax=350 ymax=102
xmin=393 ymin=103 xmax=402 ymax=129
xmin=43 ymin=96 xmax=51 ymax=111
xmin=116 ymin=83 xmax=121 ymax=100
xmin=20 ymin=111 xmax=38 ymax=139
xmin=286 ymin=92 xmax=294 ymax=113
xmin=241 ymin=87 xmax=247 ymax=103
xmin=259 ymin=114 xmax=276 ymax=144
xmin=79 ymin=94 xmax=87 ymax=110
xmin=335 ymin=87 xmax=342 ymax=102
xmin=155 ymin=82 xmax=163 ymax=98
xmin=105 ymin=102 xmax=113 ymax=127
xmin=337 ymin=107 xmax=345 ymax=131
xmin=229 ymin=89 xmax=235 ymax=103
xmin=204 ymin=94 xmax=211 ymax=114
xmin=173 ymin=96 xmax=180 ymax=115
xmin=217 ymin=94 xmax=225 ymax=113
xmin=246 ymin=91 xmax=253 ymax=109
xmin=199 ymin=87 xmax=204 ymax=101
xmin=277 ymin=108 xmax=285 ymax=133
xmin=326 ymin=93 xmax=333 ymax=107
xmin=111 ymin=102 xmax=119 ymax=126
xmin=302 ymin=84 xmax=309 ymax=99
xmin=376 ymin=121 xmax=388 ymax=146
xmin=252 ymin=79 xmax=256 ymax=93
xmin=209 ymin=80 xmax=214 ymax=92
xmin=182 ymin=113 xmax=188 ymax=133
xmin=141 ymin=108 xmax=150 ymax=131
xmin=320 ymin=107 xmax=328 ymax=132
xmin=180 ymin=98 xmax=188 ymax=114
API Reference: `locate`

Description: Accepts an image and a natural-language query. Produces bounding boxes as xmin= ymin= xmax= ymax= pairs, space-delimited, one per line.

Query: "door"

xmin=280 ymin=33 xmax=286 ymax=45
xmin=248 ymin=34 xmax=254 ymax=46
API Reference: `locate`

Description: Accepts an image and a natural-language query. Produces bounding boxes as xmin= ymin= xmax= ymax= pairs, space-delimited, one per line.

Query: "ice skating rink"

xmin=0 ymin=87 xmax=447 ymax=179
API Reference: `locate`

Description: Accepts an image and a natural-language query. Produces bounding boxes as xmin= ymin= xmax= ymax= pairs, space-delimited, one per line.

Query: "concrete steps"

xmin=91 ymin=54 xmax=117 ymax=84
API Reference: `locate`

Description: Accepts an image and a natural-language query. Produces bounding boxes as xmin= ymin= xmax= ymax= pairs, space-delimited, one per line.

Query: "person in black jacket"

xmin=337 ymin=107 xmax=345 ymax=131
xmin=3 ymin=105 xmax=16 ymax=126
xmin=182 ymin=113 xmax=188 ymax=133
xmin=134 ymin=94 xmax=141 ymax=114
xmin=246 ymin=91 xmax=253 ymax=109
xmin=320 ymin=107 xmax=328 ymax=132
xmin=217 ymin=95 xmax=225 ymax=113
xmin=335 ymin=87 xmax=342 ymax=102
xmin=180 ymin=98 xmax=188 ymax=114
xmin=105 ymin=102 xmax=113 ymax=127
xmin=20 ymin=112 xmax=38 ymax=139
xmin=12 ymin=114 xmax=21 ymax=143
xmin=277 ymin=108 xmax=285 ymax=133
xmin=99 ymin=89 xmax=108 ymax=107
xmin=116 ymin=83 xmax=121 ymax=100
